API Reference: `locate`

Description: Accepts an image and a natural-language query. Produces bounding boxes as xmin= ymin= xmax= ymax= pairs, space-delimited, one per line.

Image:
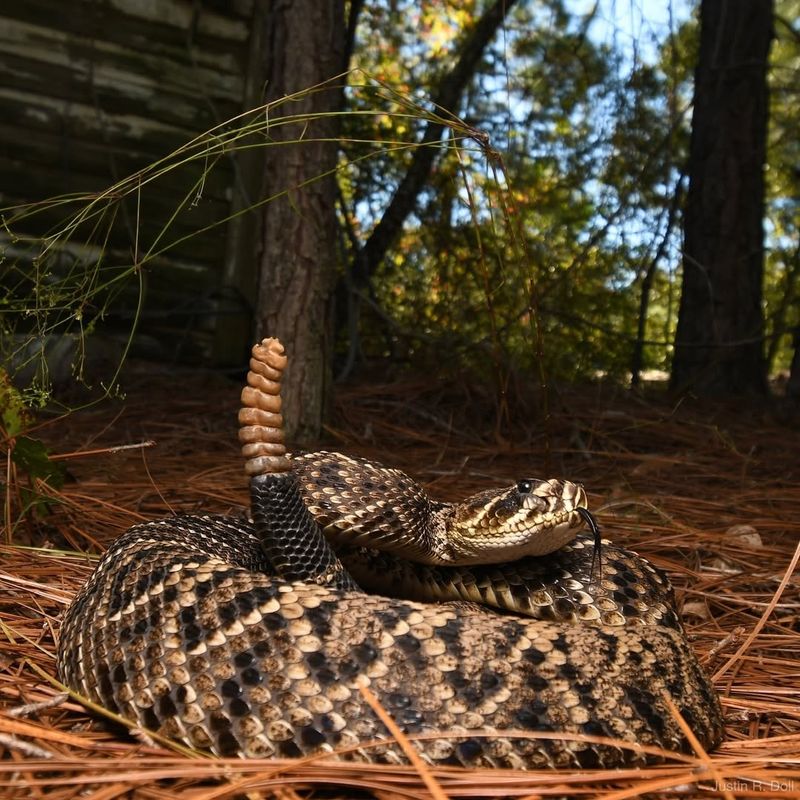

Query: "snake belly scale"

xmin=57 ymin=339 xmax=723 ymax=769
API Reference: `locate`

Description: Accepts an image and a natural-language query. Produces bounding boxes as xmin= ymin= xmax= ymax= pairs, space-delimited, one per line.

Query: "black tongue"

xmin=576 ymin=507 xmax=602 ymax=578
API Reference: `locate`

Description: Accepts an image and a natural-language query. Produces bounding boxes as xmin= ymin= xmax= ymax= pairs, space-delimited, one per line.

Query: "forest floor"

xmin=2 ymin=362 xmax=799 ymax=799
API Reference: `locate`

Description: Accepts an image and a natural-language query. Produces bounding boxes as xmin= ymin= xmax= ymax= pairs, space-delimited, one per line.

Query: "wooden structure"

xmin=0 ymin=0 xmax=265 ymax=366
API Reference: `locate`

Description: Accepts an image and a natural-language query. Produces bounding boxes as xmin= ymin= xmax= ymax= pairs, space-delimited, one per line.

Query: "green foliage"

xmin=342 ymin=0 xmax=699 ymax=383
xmin=1 ymin=370 xmax=66 ymax=530
xmin=10 ymin=436 xmax=65 ymax=491
xmin=0 ymin=371 xmax=29 ymax=438
xmin=2 ymin=0 xmax=797 ymax=399
xmin=764 ymin=1 xmax=800 ymax=371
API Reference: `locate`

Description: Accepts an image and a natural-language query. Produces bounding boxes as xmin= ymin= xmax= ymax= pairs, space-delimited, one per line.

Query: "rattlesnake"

xmin=57 ymin=339 xmax=723 ymax=768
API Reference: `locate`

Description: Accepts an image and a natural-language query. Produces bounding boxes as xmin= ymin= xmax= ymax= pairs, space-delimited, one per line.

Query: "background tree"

xmin=255 ymin=0 xmax=516 ymax=439
xmin=764 ymin=5 xmax=800 ymax=397
xmin=4 ymin=1 xmax=800 ymax=413
xmin=671 ymin=0 xmax=774 ymax=395
xmin=341 ymin=1 xmax=691 ymax=389
xmin=255 ymin=1 xmax=347 ymax=442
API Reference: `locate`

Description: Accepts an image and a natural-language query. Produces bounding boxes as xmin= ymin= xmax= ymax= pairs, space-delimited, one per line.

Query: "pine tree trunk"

xmin=787 ymin=326 xmax=800 ymax=399
xmin=255 ymin=0 xmax=345 ymax=443
xmin=671 ymin=0 xmax=773 ymax=395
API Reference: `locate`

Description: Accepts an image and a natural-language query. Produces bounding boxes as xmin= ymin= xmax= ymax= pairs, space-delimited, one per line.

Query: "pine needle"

xmin=2 ymin=373 xmax=799 ymax=798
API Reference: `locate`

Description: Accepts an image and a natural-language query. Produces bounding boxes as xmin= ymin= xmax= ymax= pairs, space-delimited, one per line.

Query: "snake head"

xmin=446 ymin=478 xmax=592 ymax=564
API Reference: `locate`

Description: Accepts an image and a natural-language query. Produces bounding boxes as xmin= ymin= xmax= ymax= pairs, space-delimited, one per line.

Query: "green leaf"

xmin=11 ymin=436 xmax=66 ymax=489
xmin=0 ymin=371 xmax=30 ymax=437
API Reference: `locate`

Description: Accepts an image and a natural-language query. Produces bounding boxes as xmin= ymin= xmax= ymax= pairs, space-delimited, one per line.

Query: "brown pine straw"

xmin=358 ymin=683 xmax=450 ymax=800
xmin=1 ymin=364 xmax=800 ymax=798
xmin=659 ymin=694 xmax=734 ymax=800
xmin=712 ymin=538 xmax=800 ymax=684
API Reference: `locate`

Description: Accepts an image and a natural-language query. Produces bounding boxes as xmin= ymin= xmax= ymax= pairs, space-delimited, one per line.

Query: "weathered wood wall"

xmin=0 ymin=0 xmax=262 ymax=366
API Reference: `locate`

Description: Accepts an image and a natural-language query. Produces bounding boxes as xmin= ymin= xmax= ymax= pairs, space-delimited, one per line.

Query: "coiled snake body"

xmin=58 ymin=340 xmax=723 ymax=768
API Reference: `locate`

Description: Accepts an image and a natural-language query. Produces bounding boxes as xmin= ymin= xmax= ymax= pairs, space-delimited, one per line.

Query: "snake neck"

xmin=291 ymin=452 xmax=591 ymax=567
xmin=250 ymin=472 xmax=359 ymax=591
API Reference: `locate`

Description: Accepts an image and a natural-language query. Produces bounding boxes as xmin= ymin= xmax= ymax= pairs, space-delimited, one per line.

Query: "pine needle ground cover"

xmin=1 ymin=367 xmax=799 ymax=799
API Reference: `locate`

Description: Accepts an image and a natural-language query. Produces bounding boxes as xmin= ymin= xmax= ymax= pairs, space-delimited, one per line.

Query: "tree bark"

xmin=631 ymin=176 xmax=684 ymax=388
xmin=671 ymin=0 xmax=773 ymax=395
xmin=255 ymin=0 xmax=345 ymax=443
xmin=788 ymin=325 xmax=800 ymax=399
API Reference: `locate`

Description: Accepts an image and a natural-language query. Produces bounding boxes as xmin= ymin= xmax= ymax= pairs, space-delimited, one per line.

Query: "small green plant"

xmin=1 ymin=369 xmax=66 ymax=540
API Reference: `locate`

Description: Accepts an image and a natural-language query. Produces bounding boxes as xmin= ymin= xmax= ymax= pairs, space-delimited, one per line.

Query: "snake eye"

xmin=516 ymin=480 xmax=533 ymax=495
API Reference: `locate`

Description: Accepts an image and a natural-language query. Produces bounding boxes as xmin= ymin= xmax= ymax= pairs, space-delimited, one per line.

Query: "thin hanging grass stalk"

xmin=1 ymin=68 xmax=489 ymax=419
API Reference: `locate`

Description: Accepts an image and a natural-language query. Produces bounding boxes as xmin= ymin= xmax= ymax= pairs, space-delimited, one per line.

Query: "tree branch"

xmin=344 ymin=0 xmax=365 ymax=71
xmin=359 ymin=0 xmax=520 ymax=276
